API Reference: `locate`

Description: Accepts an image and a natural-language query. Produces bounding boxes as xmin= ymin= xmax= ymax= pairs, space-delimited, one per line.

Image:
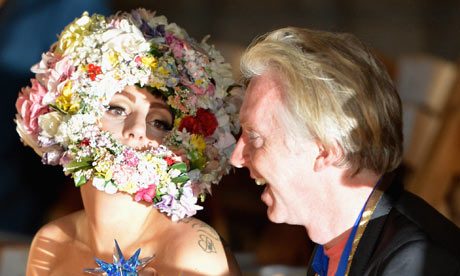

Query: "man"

xmin=231 ymin=27 xmax=460 ymax=275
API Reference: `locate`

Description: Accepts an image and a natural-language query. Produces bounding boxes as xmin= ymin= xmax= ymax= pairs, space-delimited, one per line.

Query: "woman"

xmin=15 ymin=9 xmax=242 ymax=276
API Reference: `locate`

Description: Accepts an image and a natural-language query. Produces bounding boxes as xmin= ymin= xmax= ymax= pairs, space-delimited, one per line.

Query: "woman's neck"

xmin=79 ymin=182 xmax=167 ymax=255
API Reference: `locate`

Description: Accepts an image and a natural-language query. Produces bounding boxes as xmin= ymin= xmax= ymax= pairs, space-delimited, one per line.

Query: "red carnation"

xmin=164 ymin=156 xmax=177 ymax=166
xmin=178 ymin=116 xmax=196 ymax=134
xmin=178 ymin=108 xmax=218 ymax=137
xmin=79 ymin=138 xmax=90 ymax=147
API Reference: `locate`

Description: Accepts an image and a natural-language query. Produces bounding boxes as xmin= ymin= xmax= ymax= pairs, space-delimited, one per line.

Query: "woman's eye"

xmin=107 ymin=106 xmax=127 ymax=116
xmin=150 ymin=120 xmax=172 ymax=131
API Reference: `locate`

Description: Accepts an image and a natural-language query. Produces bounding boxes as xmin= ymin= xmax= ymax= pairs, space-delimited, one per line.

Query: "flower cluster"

xmin=14 ymin=9 xmax=241 ymax=221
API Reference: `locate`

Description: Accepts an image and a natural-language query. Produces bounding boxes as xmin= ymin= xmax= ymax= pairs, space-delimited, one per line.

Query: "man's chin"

xmin=260 ymin=185 xmax=272 ymax=205
xmin=266 ymin=205 xmax=284 ymax=224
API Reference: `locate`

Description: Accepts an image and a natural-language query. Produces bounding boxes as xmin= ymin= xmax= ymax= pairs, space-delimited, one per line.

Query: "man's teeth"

xmin=255 ymin=178 xmax=266 ymax=185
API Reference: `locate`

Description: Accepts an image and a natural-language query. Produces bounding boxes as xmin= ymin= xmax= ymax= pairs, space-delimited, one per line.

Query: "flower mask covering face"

xmin=14 ymin=9 xmax=241 ymax=221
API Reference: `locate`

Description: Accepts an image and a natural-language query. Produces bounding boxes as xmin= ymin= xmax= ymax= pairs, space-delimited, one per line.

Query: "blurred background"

xmin=0 ymin=0 xmax=459 ymax=275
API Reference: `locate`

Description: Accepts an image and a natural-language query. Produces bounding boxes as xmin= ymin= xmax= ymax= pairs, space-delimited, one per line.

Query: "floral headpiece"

xmin=14 ymin=9 xmax=241 ymax=221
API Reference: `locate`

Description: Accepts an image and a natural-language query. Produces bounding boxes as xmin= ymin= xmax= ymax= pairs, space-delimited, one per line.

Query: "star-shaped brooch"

xmin=83 ymin=240 xmax=156 ymax=276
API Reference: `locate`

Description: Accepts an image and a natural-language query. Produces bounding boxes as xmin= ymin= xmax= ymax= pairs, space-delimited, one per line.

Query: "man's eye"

xmin=150 ymin=120 xmax=172 ymax=131
xmin=107 ymin=106 xmax=126 ymax=116
xmin=246 ymin=130 xmax=264 ymax=148
xmin=251 ymin=136 xmax=264 ymax=148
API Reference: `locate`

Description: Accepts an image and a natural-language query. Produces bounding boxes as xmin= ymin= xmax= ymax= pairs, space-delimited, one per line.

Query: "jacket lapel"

xmin=347 ymin=175 xmax=400 ymax=276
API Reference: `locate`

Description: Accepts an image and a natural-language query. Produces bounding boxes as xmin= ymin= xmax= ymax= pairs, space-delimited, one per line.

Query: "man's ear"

xmin=313 ymin=140 xmax=344 ymax=172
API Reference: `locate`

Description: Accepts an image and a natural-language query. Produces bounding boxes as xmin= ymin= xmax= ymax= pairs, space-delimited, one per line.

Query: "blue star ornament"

xmin=84 ymin=240 xmax=156 ymax=276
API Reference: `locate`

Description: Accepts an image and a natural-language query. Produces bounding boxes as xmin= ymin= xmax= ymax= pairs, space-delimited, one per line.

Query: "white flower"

xmin=166 ymin=182 xmax=179 ymax=195
xmin=55 ymin=114 xmax=96 ymax=144
xmin=93 ymin=177 xmax=118 ymax=194
xmin=93 ymin=177 xmax=106 ymax=191
xmin=105 ymin=183 xmax=118 ymax=194
xmin=148 ymin=15 xmax=168 ymax=29
xmin=38 ymin=111 xmax=64 ymax=138
xmin=102 ymin=21 xmax=150 ymax=60
xmin=168 ymin=168 xmax=181 ymax=178
xmin=213 ymin=129 xmax=236 ymax=150
xmin=15 ymin=115 xmax=43 ymax=157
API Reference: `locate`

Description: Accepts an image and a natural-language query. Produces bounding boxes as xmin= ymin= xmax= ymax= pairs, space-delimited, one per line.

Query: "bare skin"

xmin=230 ymin=72 xmax=380 ymax=246
xmin=26 ymin=86 xmax=241 ymax=276
xmin=26 ymin=200 xmax=234 ymax=275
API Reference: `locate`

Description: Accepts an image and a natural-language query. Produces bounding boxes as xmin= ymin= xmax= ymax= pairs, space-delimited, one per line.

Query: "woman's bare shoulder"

xmin=26 ymin=211 xmax=84 ymax=276
xmin=36 ymin=211 xmax=82 ymax=240
xmin=160 ymin=217 xmax=242 ymax=275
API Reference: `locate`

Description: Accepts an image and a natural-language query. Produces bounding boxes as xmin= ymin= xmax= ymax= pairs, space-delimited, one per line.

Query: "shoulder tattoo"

xmin=180 ymin=218 xmax=220 ymax=253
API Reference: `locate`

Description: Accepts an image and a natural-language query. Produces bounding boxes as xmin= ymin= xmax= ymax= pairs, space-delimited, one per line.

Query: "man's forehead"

xmin=246 ymin=73 xmax=283 ymax=98
xmin=240 ymin=73 xmax=284 ymax=127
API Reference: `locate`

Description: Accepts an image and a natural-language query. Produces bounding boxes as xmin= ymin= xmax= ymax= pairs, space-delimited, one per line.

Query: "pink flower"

xmin=205 ymin=82 xmax=215 ymax=96
xmin=15 ymin=78 xmax=50 ymax=135
xmin=112 ymin=164 xmax=136 ymax=187
xmin=186 ymin=82 xmax=206 ymax=95
xmin=32 ymin=54 xmax=73 ymax=97
xmin=123 ymin=148 xmax=139 ymax=167
xmin=166 ymin=34 xmax=185 ymax=59
xmin=135 ymin=56 xmax=143 ymax=66
xmin=134 ymin=184 xmax=156 ymax=202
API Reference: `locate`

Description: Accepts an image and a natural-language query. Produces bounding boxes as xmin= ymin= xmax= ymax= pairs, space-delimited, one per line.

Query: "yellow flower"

xmin=113 ymin=71 xmax=122 ymax=80
xmin=55 ymin=81 xmax=81 ymax=114
xmin=142 ymin=56 xmax=158 ymax=69
xmin=159 ymin=168 xmax=170 ymax=183
xmin=190 ymin=134 xmax=206 ymax=152
xmin=55 ymin=12 xmax=95 ymax=55
xmin=104 ymin=168 xmax=113 ymax=181
xmin=119 ymin=180 xmax=137 ymax=194
xmin=194 ymin=79 xmax=203 ymax=86
xmin=108 ymin=51 xmax=120 ymax=66
xmin=144 ymin=152 xmax=154 ymax=162
xmin=173 ymin=115 xmax=184 ymax=128
xmin=157 ymin=66 xmax=170 ymax=76
xmin=94 ymin=160 xmax=111 ymax=174
xmin=149 ymin=80 xmax=165 ymax=90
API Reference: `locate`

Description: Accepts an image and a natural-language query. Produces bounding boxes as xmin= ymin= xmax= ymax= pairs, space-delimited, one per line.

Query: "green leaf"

xmin=200 ymin=193 xmax=206 ymax=202
xmin=74 ymin=174 xmax=87 ymax=187
xmin=153 ymin=193 xmax=162 ymax=203
xmin=171 ymin=175 xmax=190 ymax=184
xmin=189 ymin=150 xmax=206 ymax=171
xmin=148 ymin=44 xmax=162 ymax=57
xmin=65 ymin=157 xmax=93 ymax=172
xmin=49 ymin=104 xmax=68 ymax=114
xmin=104 ymin=180 xmax=114 ymax=188
xmin=79 ymin=102 xmax=87 ymax=113
xmin=169 ymin=162 xmax=187 ymax=173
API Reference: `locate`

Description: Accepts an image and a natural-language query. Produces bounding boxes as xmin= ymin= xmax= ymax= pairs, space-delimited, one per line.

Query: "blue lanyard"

xmin=312 ymin=181 xmax=380 ymax=276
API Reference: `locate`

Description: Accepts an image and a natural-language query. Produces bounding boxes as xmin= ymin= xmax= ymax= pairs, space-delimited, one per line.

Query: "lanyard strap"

xmin=312 ymin=179 xmax=383 ymax=276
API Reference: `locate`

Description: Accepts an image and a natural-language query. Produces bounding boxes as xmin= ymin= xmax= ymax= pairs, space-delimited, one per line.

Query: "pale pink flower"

xmin=15 ymin=79 xmax=49 ymax=136
xmin=112 ymin=164 xmax=136 ymax=187
xmin=166 ymin=34 xmax=185 ymax=59
xmin=123 ymin=148 xmax=139 ymax=167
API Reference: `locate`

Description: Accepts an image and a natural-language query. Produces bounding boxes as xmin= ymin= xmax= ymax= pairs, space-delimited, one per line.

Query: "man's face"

xmin=231 ymin=72 xmax=319 ymax=225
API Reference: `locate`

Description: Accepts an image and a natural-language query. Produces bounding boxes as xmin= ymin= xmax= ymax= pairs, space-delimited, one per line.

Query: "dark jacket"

xmin=307 ymin=176 xmax=460 ymax=275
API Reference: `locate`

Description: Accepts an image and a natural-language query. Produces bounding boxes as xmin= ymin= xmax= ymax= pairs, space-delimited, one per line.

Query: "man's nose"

xmin=230 ymin=137 xmax=247 ymax=168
